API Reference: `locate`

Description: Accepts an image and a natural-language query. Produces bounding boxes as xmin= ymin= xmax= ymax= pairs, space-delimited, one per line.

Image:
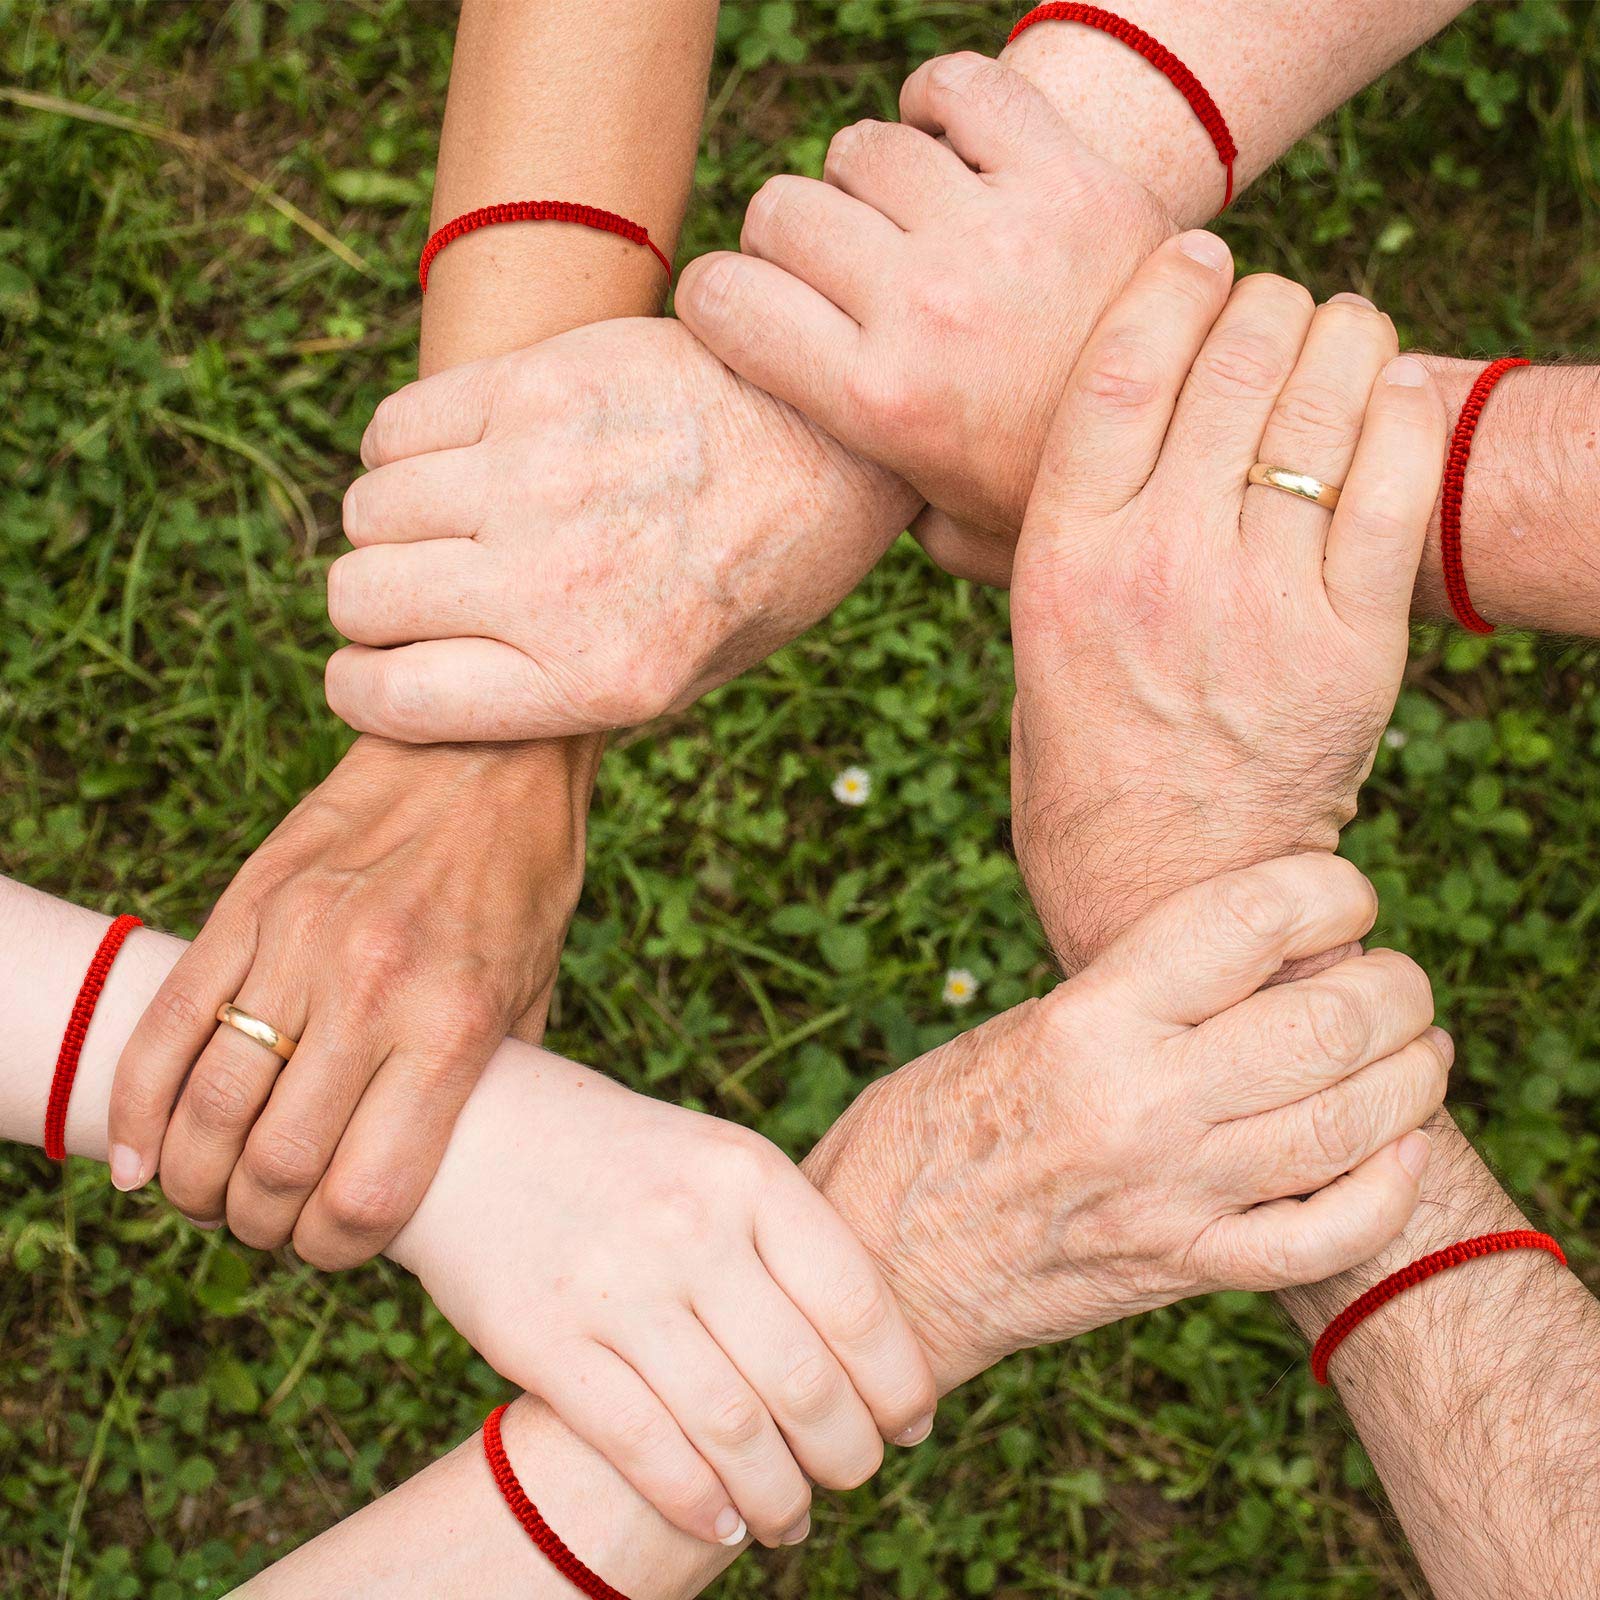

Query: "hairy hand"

xmin=676 ymin=52 xmax=1173 ymax=585
xmin=1008 ymin=235 xmax=1447 ymax=969
xmin=325 ymin=317 xmax=919 ymax=742
xmin=108 ymin=736 xmax=593 ymax=1267
xmin=390 ymin=1049 xmax=935 ymax=1551
xmin=804 ymin=855 xmax=1446 ymax=1389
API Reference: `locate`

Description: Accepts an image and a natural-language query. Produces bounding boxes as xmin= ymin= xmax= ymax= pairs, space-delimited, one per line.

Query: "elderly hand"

xmin=324 ymin=317 xmax=919 ymax=743
xmin=804 ymin=855 xmax=1445 ymax=1390
xmin=1008 ymin=234 xmax=1446 ymax=970
xmin=675 ymin=52 xmax=1173 ymax=585
xmin=389 ymin=1046 xmax=936 ymax=1552
xmin=108 ymin=736 xmax=593 ymax=1268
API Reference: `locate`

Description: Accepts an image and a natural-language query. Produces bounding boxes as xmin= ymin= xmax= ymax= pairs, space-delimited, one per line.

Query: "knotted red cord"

xmin=482 ymin=1403 xmax=634 ymax=1600
xmin=44 ymin=913 xmax=142 ymax=1161
xmin=1311 ymin=1229 xmax=1566 ymax=1384
xmin=1007 ymin=4 xmax=1237 ymax=208
xmin=1438 ymin=356 xmax=1529 ymax=634
xmin=419 ymin=202 xmax=672 ymax=292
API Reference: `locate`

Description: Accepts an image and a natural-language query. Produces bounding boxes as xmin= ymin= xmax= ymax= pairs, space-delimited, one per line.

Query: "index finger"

xmin=1089 ymin=854 xmax=1380 ymax=1028
xmin=360 ymin=359 xmax=497 ymax=469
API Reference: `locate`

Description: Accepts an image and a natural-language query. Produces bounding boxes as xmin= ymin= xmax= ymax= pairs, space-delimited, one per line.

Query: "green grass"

xmin=3 ymin=1 xmax=1599 ymax=1595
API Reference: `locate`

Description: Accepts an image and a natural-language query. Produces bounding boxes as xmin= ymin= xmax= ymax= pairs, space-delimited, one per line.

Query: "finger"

xmin=223 ymin=1019 xmax=386 ymax=1253
xmin=823 ymin=117 xmax=979 ymax=228
xmin=292 ymin=1044 xmax=487 ymax=1269
xmin=156 ymin=970 xmax=308 ymax=1224
xmin=622 ymin=1312 xmax=812 ymax=1548
xmin=327 ymin=541 xmax=504 ymax=648
xmin=324 ymin=639 xmax=573 ymax=744
xmin=739 ymin=173 xmax=900 ymax=317
xmin=1239 ymin=1028 xmax=1452 ymax=1200
xmin=755 ymin=1183 xmax=937 ymax=1448
xmin=1322 ymin=354 xmax=1447 ymax=635
xmin=910 ymin=505 xmax=1016 ymax=587
xmin=1245 ymin=294 xmax=1398 ymax=586
xmin=341 ymin=448 xmax=486 ymax=547
xmin=1198 ymin=947 xmax=1436 ymax=1118
xmin=1027 ymin=230 xmax=1235 ymax=521
xmin=109 ymin=914 xmax=256 ymax=1192
xmin=674 ymin=252 xmax=863 ymax=438
xmin=1204 ymin=1126 xmax=1434 ymax=1291
xmin=1159 ymin=272 xmax=1316 ymax=498
xmin=1092 ymin=854 xmax=1380 ymax=1028
xmin=537 ymin=1342 xmax=746 ymax=1547
xmin=360 ymin=362 xmax=499 ymax=469
xmin=898 ymin=52 xmax=1068 ymax=174
xmin=694 ymin=1268 xmax=884 ymax=1491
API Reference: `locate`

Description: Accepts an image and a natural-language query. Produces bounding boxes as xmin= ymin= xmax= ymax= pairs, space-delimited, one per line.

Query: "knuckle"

xmin=183 ymin=1060 xmax=259 ymax=1131
xmin=1306 ymin=1086 xmax=1366 ymax=1171
xmin=611 ymin=1399 xmax=674 ymax=1458
xmin=1270 ymin=380 xmax=1358 ymax=441
xmin=431 ymin=986 xmax=504 ymax=1051
xmin=777 ymin=1349 xmax=845 ymax=1423
xmin=1297 ymin=981 xmax=1370 ymax=1067
xmin=1074 ymin=333 xmax=1165 ymax=413
xmin=241 ymin=1125 xmax=327 ymax=1198
xmin=1210 ymin=871 xmax=1292 ymax=950
xmin=742 ymin=175 xmax=802 ymax=249
xmin=924 ymin=51 xmax=989 ymax=108
xmin=340 ymin=922 xmax=415 ymax=989
xmin=703 ymin=1386 xmax=768 ymax=1451
xmin=648 ymin=1185 xmax=712 ymax=1245
xmin=825 ymin=119 xmax=874 ymax=175
xmin=340 ymin=479 xmax=367 ymax=544
xmin=316 ymin=1166 xmax=410 ymax=1242
xmin=827 ymin=1268 xmax=894 ymax=1346
xmin=143 ymin=984 xmax=211 ymax=1050
xmin=1341 ymin=496 xmax=1420 ymax=549
xmin=1194 ymin=331 xmax=1286 ymax=401
xmin=680 ymin=255 xmax=747 ymax=325
xmin=906 ymin=274 xmax=977 ymax=338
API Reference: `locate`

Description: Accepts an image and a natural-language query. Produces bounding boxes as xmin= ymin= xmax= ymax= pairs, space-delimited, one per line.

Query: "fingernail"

xmin=780 ymin=1514 xmax=811 ymax=1546
xmin=182 ymin=1214 xmax=222 ymax=1232
xmin=894 ymin=1413 xmax=935 ymax=1447
xmin=1178 ymin=230 xmax=1230 ymax=271
xmin=1398 ymin=1129 xmax=1432 ymax=1179
xmin=714 ymin=1509 xmax=747 ymax=1547
xmin=1327 ymin=291 xmax=1375 ymax=310
xmin=1425 ymin=1025 xmax=1455 ymax=1068
xmin=109 ymin=1144 xmax=145 ymax=1192
xmin=1384 ymin=355 xmax=1427 ymax=387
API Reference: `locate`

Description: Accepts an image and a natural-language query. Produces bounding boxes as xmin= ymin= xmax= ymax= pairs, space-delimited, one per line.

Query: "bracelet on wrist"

xmin=1007 ymin=4 xmax=1237 ymax=209
xmin=44 ymin=913 xmax=142 ymax=1161
xmin=1310 ymin=1228 xmax=1566 ymax=1384
xmin=419 ymin=201 xmax=673 ymax=293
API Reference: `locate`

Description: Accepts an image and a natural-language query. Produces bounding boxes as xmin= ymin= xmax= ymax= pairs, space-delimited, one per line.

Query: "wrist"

xmin=1415 ymin=357 xmax=1600 ymax=634
xmin=1276 ymin=1111 xmax=1527 ymax=1342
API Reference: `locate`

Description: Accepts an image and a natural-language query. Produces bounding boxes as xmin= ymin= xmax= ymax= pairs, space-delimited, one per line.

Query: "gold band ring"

xmin=215 ymin=1003 xmax=298 ymax=1062
xmin=1247 ymin=462 xmax=1342 ymax=510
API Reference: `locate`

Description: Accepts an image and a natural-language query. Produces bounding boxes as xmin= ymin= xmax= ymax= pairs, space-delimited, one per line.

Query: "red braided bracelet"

xmin=1310 ymin=1228 xmax=1566 ymax=1385
xmin=419 ymin=201 xmax=673 ymax=293
xmin=44 ymin=913 xmax=142 ymax=1161
xmin=482 ymin=1403 xmax=634 ymax=1600
xmin=1007 ymin=4 xmax=1237 ymax=208
xmin=1438 ymin=355 xmax=1528 ymax=635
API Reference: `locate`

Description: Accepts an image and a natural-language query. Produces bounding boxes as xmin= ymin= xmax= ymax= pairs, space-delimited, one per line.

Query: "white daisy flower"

xmin=832 ymin=766 xmax=872 ymax=806
xmin=942 ymin=968 xmax=978 ymax=1008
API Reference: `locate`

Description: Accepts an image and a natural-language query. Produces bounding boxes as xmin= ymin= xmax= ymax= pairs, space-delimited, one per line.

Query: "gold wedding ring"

xmin=215 ymin=1003 xmax=299 ymax=1063
xmin=1247 ymin=462 xmax=1342 ymax=510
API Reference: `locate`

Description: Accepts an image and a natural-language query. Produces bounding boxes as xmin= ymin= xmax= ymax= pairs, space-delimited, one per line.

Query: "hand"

xmin=804 ymin=855 xmax=1447 ymax=1390
xmin=675 ymin=52 xmax=1173 ymax=585
xmin=107 ymin=735 xmax=593 ymax=1267
xmin=324 ymin=317 xmax=919 ymax=742
xmin=1008 ymin=234 xmax=1447 ymax=970
xmin=390 ymin=1049 xmax=937 ymax=1551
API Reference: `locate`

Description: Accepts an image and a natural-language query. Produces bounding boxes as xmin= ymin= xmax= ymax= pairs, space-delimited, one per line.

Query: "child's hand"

xmin=389 ymin=1058 xmax=936 ymax=1551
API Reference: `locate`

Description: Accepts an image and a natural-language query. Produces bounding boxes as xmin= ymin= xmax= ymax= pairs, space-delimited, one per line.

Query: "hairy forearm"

xmin=1278 ymin=1113 xmax=1600 ymax=1599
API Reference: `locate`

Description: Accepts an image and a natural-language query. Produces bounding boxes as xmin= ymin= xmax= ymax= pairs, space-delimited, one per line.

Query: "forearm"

xmin=419 ymin=0 xmax=715 ymax=371
xmin=1000 ymin=0 xmax=1465 ymax=227
xmin=1278 ymin=1113 xmax=1600 ymax=1599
